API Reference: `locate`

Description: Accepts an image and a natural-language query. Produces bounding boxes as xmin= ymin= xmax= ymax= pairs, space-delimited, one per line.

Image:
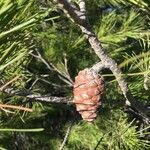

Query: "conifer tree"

xmin=0 ymin=0 xmax=150 ymax=149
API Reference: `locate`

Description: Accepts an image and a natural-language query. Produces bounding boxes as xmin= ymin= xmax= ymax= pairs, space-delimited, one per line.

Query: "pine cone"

xmin=73 ymin=69 xmax=104 ymax=122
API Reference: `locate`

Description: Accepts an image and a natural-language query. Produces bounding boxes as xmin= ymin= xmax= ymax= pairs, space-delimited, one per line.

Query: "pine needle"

xmin=0 ymin=76 xmax=20 ymax=91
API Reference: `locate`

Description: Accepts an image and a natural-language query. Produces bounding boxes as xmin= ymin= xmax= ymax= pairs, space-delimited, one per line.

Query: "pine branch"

xmin=2 ymin=86 xmax=150 ymax=124
xmin=54 ymin=0 xmax=150 ymax=123
xmin=27 ymin=94 xmax=72 ymax=105
xmin=2 ymin=87 xmax=72 ymax=105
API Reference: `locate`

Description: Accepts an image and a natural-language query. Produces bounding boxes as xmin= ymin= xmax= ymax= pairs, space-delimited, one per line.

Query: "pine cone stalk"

xmin=73 ymin=69 xmax=104 ymax=122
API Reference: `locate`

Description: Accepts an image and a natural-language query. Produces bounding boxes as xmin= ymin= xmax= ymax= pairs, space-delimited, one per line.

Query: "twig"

xmin=63 ymin=55 xmax=74 ymax=84
xmin=30 ymin=50 xmax=54 ymax=71
xmin=39 ymin=78 xmax=72 ymax=88
xmin=29 ymin=78 xmax=39 ymax=90
xmin=26 ymin=94 xmax=73 ymax=105
xmin=59 ymin=121 xmax=73 ymax=150
xmin=30 ymin=50 xmax=73 ymax=86
xmin=3 ymin=87 xmax=73 ymax=105
xmin=0 ymin=104 xmax=33 ymax=112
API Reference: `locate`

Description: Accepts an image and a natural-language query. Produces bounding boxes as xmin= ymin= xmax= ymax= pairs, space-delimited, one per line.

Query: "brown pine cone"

xmin=73 ymin=69 xmax=104 ymax=122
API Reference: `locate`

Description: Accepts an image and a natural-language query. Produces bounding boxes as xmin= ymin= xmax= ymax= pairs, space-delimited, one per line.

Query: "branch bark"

xmin=54 ymin=0 xmax=150 ymax=123
xmin=3 ymin=87 xmax=72 ymax=105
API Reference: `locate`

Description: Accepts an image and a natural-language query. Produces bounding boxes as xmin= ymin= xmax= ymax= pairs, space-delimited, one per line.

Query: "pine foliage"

xmin=0 ymin=0 xmax=150 ymax=149
xmin=67 ymin=110 xmax=150 ymax=150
